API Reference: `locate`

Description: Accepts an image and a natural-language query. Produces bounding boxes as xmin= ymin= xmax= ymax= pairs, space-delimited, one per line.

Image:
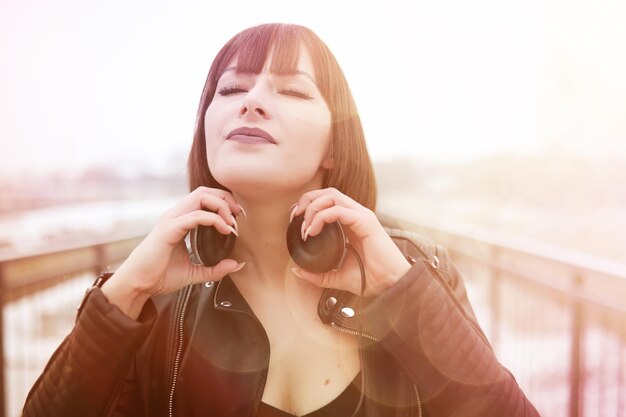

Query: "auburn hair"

xmin=187 ymin=23 xmax=377 ymax=210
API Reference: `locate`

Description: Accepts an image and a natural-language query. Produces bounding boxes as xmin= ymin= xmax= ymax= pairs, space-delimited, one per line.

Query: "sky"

xmin=1 ymin=0 xmax=625 ymax=177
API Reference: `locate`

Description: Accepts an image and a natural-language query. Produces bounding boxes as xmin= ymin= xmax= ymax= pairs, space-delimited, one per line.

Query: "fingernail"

xmin=291 ymin=267 xmax=303 ymax=278
xmin=303 ymin=225 xmax=312 ymax=242
xmin=231 ymin=215 xmax=239 ymax=232
xmin=301 ymin=219 xmax=307 ymax=240
xmin=227 ymin=225 xmax=239 ymax=237
xmin=289 ymin=204 xmax=299 ymax=223
xmin=238 ymin=204 xmax=247 ymax=218
xmin=288 ymin=202 xmax=298 ymax=212
xmin=232 ymin=262 xmax=246 ymax=273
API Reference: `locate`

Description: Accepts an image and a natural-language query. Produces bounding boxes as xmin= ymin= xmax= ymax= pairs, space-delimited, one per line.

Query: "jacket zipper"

xmin=331 ymin=322 xmax=422 ymax=417
xmin=168 ymin=285 xmax=193 ymax=417
xmin=412 ymin=384 xmax=423 ymax=417
xmin=330 ymin=322 xmax=378 ymax=342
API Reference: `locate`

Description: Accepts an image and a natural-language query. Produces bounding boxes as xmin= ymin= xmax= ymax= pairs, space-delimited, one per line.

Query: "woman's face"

xmin=204 ymin=47 xmax=332 ymax=195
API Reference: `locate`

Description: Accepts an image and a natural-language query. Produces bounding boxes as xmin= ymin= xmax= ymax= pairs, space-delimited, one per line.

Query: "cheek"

xmin=300 ymin=124 xmax=331 ymax=156
xmin=204 ymin=106 xmax=222 ymax=139
xmin=291 ymin=109 xmax=332 ymax=154
xmin=203 ymin=106 xmax=228 ymax=157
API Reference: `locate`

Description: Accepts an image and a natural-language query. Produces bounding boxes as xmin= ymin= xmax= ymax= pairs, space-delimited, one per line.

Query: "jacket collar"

xmin=213 ymin=276 xmax=255 ymax=315
xmin=212 ymin=275 xmax=361 ymax=328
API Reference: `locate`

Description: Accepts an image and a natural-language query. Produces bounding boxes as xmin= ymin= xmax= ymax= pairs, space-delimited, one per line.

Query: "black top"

xmin=257 ymin=372 xmax=363 ymax=417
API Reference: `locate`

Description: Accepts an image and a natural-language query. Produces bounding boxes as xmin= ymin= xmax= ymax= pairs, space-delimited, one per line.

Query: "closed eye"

xmin=280 ymin=88 xmax=313 ymax=100
xmin=217 ymin=85 xmax=248 ymax=96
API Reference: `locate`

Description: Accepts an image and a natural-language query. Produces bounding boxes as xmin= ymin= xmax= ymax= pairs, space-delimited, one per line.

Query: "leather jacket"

xmin=23 ymin=227 xmax=540 ymax=417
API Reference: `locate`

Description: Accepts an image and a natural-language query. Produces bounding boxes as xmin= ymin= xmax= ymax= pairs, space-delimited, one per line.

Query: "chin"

xmin=215 ymin=170 xmax=278 ymax=193
xmin=218 ymin=173 xmax=321 ymax=198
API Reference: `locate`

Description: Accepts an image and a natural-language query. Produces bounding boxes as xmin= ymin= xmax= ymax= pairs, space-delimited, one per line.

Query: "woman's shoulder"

xmin=381 ymin=224 xmax=473 ymax=311
xmin=376 ymin=214 xmax=437 ymax=255
xmin=385 ymin=226 xmax=434 ymax=250
xmin=382 ymin=225 xmax=455 ymax=282
xmin=383 ymin=226 xmax=439 ymax=260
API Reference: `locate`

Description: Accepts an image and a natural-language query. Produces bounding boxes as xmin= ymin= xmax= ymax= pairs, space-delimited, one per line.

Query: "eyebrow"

xmin=221 ymin=66 xmax=318 ymax=85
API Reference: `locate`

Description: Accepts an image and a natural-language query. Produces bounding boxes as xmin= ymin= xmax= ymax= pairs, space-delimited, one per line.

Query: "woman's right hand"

xmin=101 ymin=187 xmax=244 ymax=319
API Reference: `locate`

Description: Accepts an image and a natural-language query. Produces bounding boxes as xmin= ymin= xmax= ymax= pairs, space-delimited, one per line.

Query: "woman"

xmin=23 ymin=23 xmax=539 ymax=417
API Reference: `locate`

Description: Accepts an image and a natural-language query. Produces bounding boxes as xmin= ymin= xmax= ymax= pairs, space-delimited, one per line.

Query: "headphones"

xmin=190 ymin=214 xmax=348 ymax=273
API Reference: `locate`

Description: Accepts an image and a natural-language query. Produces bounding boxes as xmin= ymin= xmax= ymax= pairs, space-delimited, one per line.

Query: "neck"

xmin=227 ymin=189 xmax=312 ymax=294
xmin=222 ymin=169 xmax=328 ymax=298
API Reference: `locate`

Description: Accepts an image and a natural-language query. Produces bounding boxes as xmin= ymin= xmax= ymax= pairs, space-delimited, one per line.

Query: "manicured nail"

xmin=231 ymin=215 xmax=239 ymax=232
xmin=288 ymin=202 xmax=298 ymax=212
xmin=301 ymin=219 xmax=307 ymax=240
xmin=227 ymin=225 xmax=239 ymax=237
xmin=237 ymin=204 xmax=247 ymax=218
xmin=291 ymin=267 xmax=303 ymax=278
xmin=289 ymin=204 xmax=299 ymax=223
xmin=303 ymin=225 xmax=312 ymax=242
xmin=232 ymin=262 xmax=246 ymax=273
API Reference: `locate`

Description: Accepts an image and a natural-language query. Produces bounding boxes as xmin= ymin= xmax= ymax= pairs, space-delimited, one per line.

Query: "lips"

xmin=226 ymin=127 xmax=276 ymax=144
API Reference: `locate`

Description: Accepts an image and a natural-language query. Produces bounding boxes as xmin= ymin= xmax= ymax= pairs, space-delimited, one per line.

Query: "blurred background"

xmin=1 ymin=0 xmax=625 ymax=416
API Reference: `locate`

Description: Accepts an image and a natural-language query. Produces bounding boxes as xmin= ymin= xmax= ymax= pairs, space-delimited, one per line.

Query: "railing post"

xmin=489 ymin=246 xmax=501 ymax=350
xmin=93 ymin=244 xmax=106 ymax=276
xmin=0 ymin=265 xmax=6 ymax=417
xmin=569 ymin=274 xmax=584 ymax=417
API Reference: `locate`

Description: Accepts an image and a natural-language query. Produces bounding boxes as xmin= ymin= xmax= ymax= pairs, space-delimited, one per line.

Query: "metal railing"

xmin=0 ymin=234 xmax=145 ymax=417
xmin=379 ymin=213 xmax=626 ymax=417
xmin=2 ymin=215 xmax=626 ymax=417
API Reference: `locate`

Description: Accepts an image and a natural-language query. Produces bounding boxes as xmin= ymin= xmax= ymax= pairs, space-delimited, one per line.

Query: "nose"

xmin=238 ymin=84 xmax=271 ymax=120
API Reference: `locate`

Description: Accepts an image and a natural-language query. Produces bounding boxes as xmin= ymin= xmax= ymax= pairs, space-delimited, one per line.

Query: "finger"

xmin=188 ymin=258 xmax=246 ymax=285
xmin=163 ymin=210 xmax=237 ymax=245
xmin=302 ymin=195 xmax=336 ymax=222
xmin=301 ymin=192 xmax=364 ymax=226
xmin=192 ymin=186 xmax=242 ymax=215
xmin=162 ymin=187 xmax=243 ymax=221
xmin=197 ymin=194 xmax=239 ymax=232
xmin=303 ymin=205 xmax=372 ymax=241
xmin=215 ymin=189 xmax=246 ymax=218
xmin=185 ymin=210 xmax=238 ymax=235
xmin=292 ymin=187 xmax=361 ymax=220
xmin=290 ymin=188 xmax=329 ymax=218
xmin=191 ymin=187 xmax=243 ymax=219
xmin=170 ymin=192 xmax=237 ymax=230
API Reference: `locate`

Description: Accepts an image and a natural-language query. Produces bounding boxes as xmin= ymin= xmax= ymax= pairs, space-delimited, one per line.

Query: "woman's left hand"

xmin=289 ymin=187 xmax=413 ymax=296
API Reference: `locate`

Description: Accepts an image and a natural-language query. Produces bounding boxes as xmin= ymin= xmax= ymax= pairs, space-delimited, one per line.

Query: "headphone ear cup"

xmin=286 ymin=214 xmax=347 ymax=274
xmin=191 ymin=225 xmax=237 ymax=266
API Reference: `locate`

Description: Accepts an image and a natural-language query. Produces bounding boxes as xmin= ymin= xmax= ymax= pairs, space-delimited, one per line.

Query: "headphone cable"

xmin=346 ymin=243 xmax=366 ymax=417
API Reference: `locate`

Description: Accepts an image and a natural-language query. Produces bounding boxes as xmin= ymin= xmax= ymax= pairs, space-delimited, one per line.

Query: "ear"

xmin=321 ymin=152 xmax=333 ymax=169
xmin=321 ymin=139 xmax=334 ymax=169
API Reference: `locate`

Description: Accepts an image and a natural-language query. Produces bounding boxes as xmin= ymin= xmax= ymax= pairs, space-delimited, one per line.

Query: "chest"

xmin=259 ymin=312 xmax=361 ymax=416
xmin=165 ymin=285 xmax=359 ymax=416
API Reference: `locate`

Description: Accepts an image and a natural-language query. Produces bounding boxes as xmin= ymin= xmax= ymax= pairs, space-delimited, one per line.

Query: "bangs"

xmin=212 ymin=24 xmax=306 ymax=83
